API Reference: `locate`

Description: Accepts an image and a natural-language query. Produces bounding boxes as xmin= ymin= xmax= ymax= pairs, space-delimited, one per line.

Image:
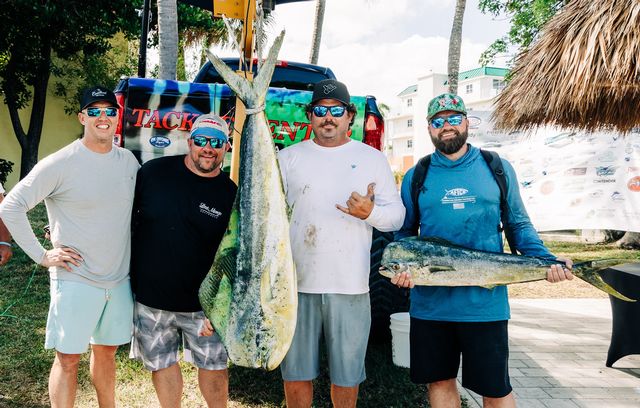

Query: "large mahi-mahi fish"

xmin=198 ymin=31 xmax=297 ymax=370
xmin=380 ymin=237 xmax=635 ymax=302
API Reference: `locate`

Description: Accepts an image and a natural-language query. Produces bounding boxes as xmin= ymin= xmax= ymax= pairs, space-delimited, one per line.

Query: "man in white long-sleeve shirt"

xmin=0 ymin=86 xmax=139 ymax=408
xmin=277 ymin=79 xmax=405 ymax=408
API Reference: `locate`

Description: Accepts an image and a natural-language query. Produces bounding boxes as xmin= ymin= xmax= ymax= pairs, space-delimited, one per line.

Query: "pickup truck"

xmin=113 ymin=59 xmax=407 ymax=341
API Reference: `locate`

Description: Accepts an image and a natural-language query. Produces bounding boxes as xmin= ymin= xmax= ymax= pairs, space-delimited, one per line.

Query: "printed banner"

xmin=120 ymin=78 xmax=366 ymax=163
xmin=467 ymin=112 xmax=640 ymax=232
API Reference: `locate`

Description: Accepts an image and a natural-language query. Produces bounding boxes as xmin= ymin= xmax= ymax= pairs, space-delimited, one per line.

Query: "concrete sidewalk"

xmin=459 ymin=299 xmax=640 ymax=408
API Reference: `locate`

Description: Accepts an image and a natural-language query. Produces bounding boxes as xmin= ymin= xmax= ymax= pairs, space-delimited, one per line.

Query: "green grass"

xmin=0 ymin=205 xmax=429 ymax=407
xmin=1 ymin=205 xmax=637 ymax=406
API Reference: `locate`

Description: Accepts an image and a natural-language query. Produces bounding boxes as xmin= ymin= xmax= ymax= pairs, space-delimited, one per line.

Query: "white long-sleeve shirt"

xmin=278 ymin=140 xmax=405 ymax=294
xmin=0 ymin=140 xmax=139 ymax=289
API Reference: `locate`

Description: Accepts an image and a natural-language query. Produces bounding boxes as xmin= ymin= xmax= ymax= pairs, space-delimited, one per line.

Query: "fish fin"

xmin=573 ymin=260 xmax=636 ymax=302
xmin=252 ymin=31 xmax=285 ymax=102
xmin=199 ymin=203 xmax=240 ymax=320
xmin=205 ymin=31 xmax=285 ymax=109
xmin=429 ymin=265 xmax=455 ymax=273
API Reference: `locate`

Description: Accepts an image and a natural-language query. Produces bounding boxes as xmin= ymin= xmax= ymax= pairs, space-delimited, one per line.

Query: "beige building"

xmin=0 ymin=89 xmax=81 ymax=189
xmin=386 ymin=67 xmax=508 ymax=173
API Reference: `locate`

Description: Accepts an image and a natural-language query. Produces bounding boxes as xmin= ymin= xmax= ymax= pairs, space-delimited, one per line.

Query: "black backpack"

xmin=409 ymin=149 xmax=517 ymax=254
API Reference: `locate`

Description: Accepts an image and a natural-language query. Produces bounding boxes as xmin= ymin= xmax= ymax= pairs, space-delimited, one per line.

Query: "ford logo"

xmin=149 ymin=136 xmax=171 ymax=148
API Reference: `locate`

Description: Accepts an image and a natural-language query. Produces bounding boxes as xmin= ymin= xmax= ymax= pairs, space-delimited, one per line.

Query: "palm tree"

xmin=447 ymin=0 xmax=467 ymax=94
xmin=158 ymin=0 xmax=178 ymax=79
xmin=309 ymin=0 xmax=326 ymax=64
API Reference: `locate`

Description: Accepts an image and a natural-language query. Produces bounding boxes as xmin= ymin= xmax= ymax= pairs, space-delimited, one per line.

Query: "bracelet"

xmin=0 ymin=241 xmax=12 ymax=248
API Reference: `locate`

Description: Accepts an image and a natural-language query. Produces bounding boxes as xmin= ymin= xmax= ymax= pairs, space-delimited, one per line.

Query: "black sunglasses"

xmin=191 ymin=135 xmax=226 ymax=149
xmin=312 ymin=105 xmax=347 ymax=118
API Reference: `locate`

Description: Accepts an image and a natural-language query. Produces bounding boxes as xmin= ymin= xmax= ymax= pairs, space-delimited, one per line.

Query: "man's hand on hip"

xmin=41 ymin=247 xmax=83 ymax=271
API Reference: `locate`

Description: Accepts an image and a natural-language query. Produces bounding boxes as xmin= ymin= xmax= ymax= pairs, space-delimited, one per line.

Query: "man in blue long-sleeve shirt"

xmin=392 ymin=93 xmax=573 ymax=408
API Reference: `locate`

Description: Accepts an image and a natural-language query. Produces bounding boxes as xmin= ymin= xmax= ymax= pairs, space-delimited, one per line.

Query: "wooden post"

xmin=212 ymin=0 xmax=257 ymax=183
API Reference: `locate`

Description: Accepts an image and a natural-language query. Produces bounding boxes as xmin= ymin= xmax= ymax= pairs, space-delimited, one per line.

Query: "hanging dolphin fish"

xmin=198 ymin=31 xmax=297 ymax=370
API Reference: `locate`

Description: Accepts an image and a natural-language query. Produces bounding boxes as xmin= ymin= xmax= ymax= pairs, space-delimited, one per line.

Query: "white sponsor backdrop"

xmin=467 ymin=112 xmax=640 ymax=232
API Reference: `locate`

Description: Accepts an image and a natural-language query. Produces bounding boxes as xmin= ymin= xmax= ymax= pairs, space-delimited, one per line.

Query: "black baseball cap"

xmin=79 ymin=86 xmax=118 ymax=111
xmin=311 ymin=79 xmax=350 ymax=105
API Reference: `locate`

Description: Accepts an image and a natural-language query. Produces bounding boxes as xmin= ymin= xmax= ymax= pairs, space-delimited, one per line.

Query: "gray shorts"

xmin=280 ymin=293 xmax=371 ymax=387
xmin=130 ymin=302 xmax=228 ymax=371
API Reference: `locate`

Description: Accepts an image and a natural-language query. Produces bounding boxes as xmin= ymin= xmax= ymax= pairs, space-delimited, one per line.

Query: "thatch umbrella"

xmin=492 ymin=0 xmax=640 ymax=133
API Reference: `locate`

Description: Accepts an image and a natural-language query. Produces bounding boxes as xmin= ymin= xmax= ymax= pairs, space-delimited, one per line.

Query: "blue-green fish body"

xmin=380 ymin=237 xmax=635 ymax=302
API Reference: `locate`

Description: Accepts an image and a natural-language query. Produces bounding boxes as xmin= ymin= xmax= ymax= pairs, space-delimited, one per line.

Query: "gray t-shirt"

xmin=0 ymin=140 xmax=139 ymax=288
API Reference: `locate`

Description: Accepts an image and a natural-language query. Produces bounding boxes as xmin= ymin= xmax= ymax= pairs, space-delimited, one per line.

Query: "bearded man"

xmin=392 ymin=93 xmax=573 ymax=408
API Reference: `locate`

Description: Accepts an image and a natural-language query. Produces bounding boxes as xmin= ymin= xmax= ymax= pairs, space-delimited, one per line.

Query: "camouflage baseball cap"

xmin=427 ymin=93 xmax=467 ymax=119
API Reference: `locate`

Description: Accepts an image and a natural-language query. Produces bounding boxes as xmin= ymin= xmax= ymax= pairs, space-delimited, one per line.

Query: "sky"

xmin=210 ymin=0 xmax=513 ymax=109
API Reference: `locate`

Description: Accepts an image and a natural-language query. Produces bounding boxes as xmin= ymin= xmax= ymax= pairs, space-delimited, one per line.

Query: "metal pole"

xmin=137 ymin=0 xmax=151 ymax=78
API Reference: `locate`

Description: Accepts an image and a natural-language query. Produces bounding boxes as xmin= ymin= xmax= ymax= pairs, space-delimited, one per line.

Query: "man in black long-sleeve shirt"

xmin=130 ymin=113 xmax=237 ymax=407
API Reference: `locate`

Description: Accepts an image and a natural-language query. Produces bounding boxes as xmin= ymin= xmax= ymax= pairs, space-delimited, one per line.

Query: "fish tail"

xmin=205 ymin=31 xmax=285 ymax=108
xmin=573 ymin=260 xmax=636 ymax=302
xmin=252 ymin=31 xmax=285 ymax=101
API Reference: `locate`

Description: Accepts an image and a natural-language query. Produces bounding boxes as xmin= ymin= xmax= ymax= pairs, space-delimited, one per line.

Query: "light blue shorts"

xmin=280 ymin=293 xmax=371 ymax=387
xmin=45 ymin=279 xmax=133 ymax=354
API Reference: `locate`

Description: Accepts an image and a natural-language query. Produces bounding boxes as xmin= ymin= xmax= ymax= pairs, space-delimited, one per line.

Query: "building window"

xmin=407 ymin=139 xmax=413 ymax=149
xmin=493 ymin=79 xmax=506 ymax=91
xmin=465 ymin=84 xmax=473 ymax=94
xmin=407 ymin=98 xmax=412 ymax=107
xmin=407 ymin=119 xmax=413 ymax=128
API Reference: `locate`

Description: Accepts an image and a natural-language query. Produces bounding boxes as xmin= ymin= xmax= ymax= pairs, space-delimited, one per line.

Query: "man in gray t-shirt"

xmin=0 ymin=86 xmax=139 ymax=407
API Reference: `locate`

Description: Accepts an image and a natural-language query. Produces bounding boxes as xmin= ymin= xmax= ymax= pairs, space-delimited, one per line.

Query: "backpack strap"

xmin=409 ymin=154 xmax=431 ymax=235
xmin=480 ymin=149 xmax=518 ymax=254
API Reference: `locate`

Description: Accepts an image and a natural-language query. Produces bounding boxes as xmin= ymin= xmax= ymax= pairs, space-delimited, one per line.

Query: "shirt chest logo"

xmin=441 ymin=187 xmax=476 ymax=209
xmin=199 ymin=202 xmax=222 ymax=218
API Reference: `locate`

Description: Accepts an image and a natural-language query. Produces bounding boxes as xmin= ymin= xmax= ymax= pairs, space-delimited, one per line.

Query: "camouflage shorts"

xmin=130 ymin=302 xmax=228 ymax=371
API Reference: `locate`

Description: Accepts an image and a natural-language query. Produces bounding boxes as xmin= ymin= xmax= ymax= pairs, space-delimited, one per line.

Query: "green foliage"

xmin=52 ymin=34 xmax=138 ymax=115
xmin=0 ymin=159 xmax=14 ymax=186
xmin=0 ymin=0 xmax=142 ymax=110
xmin=478 ymin=0 xmax=568 ymax=65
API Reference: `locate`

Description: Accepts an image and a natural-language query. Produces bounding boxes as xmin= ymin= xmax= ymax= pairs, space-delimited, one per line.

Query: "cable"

xmin=0 ymin=237 xmax=49 ymax=319
xmin=0 ymin=262 xmax=40 ymax=319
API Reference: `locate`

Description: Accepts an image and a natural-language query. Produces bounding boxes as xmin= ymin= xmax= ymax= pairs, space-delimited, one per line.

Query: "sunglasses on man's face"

xmin=191 ymin=135 xmax=227 ymax=149
xmin=85 ymin=107 xmax=118 ymax=117
xmin=312 ymin=105 xmax=347 ymax=118
xmin=430 ymin=114 xmax=465 ymax=129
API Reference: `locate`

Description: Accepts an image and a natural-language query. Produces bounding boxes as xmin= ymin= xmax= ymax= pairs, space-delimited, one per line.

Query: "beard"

xmin=430 ymin=128 xmax=468 ymax=155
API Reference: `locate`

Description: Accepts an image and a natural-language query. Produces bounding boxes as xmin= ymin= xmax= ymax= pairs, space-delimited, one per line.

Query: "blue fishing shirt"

xmin=395 ymin=145 xmax=554 ymax=322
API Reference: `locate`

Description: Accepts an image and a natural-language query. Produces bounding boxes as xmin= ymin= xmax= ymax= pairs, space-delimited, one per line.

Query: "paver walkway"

xmin=459 ymin=299 xmax=640 ymax=408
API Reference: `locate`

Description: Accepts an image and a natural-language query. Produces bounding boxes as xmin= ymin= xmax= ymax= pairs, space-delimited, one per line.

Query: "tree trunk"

xmin=5 ymin=36 xmax=51 ymax=179
xmin=158 ymin=0 xmax=178 ymax=80
xmin=447 ymin=0 xmax=467 ymax=94
xmin=309 ymin=0 xmax=326 ymax=64
xmin=616 ymin=232 xmax=640 ymax=249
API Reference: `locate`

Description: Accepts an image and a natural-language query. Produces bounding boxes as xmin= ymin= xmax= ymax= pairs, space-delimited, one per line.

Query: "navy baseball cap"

xmin=311 ymin=79 xmax=351 ymax=105
xmin=80 ymin=86 xmax=118 ymax=111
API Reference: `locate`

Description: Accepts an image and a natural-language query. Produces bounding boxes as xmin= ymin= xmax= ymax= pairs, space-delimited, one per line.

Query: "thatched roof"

xmin=492 ymin=0 xmax=640 ymax=133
